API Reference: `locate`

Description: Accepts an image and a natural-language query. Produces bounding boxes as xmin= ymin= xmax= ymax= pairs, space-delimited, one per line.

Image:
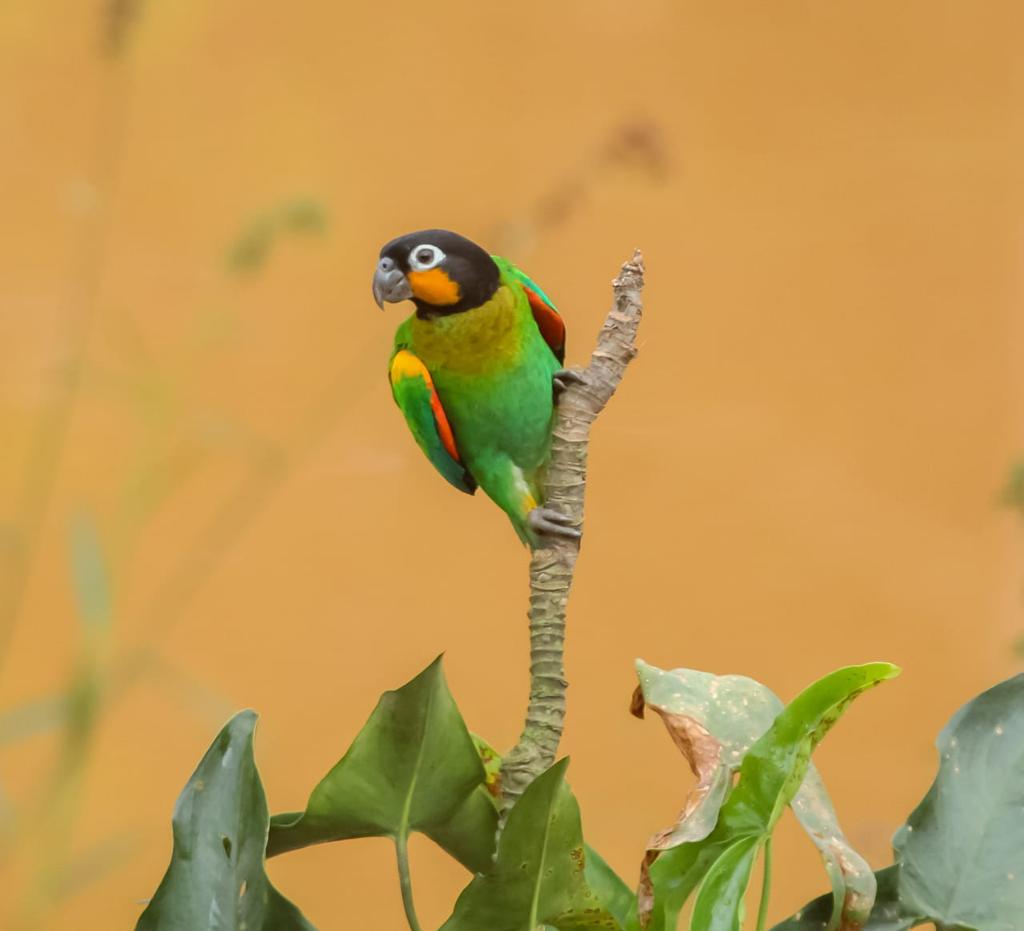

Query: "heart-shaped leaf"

xmin=893 ymin=673 xmax=1024 ymax=930
xmin=136 ymin=711 xmax=314 ymax=930
xmin=267 ymin=656 xmax=496 ymax=872
xmin=440 ymin=758 xmax=621 ymax=931
xmin=776 ymin=674 xmax=1024 ymax=931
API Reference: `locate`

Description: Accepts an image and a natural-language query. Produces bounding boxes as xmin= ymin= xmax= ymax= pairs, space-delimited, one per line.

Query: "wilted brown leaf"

xmin=632 ymin=661 xmax=876 ymax=930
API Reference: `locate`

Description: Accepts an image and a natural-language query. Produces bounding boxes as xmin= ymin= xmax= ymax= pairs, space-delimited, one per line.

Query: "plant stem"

xmin=395 ymin=833 xmax=422 ymax=931
xmin=756 ymin=837 xmax=773 ymax=931
xmin=0 ymin=48 xmax=133 ymax=676
xmin=498 ymin=252 xmax=646 ymax=816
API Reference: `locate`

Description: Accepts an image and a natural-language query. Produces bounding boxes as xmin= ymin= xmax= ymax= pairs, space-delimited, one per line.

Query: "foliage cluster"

xmin=136 ymin=657 xmax=1024 ymax=930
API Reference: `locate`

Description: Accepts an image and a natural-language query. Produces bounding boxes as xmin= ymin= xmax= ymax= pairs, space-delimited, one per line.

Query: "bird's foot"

xmin=553 ymin=368 xmax=586 ymax=401
xmin=528 ymin=506 xmax=581 ymax=541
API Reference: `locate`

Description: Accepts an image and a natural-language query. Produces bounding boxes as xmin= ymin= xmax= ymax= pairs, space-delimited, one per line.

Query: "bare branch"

xmin=499 ymin=250 xmax=646 ymax=812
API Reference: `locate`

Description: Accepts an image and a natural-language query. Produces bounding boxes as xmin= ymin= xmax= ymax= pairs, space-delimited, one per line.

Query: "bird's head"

xmin=372 ymin=229 xmax=500 ymax=317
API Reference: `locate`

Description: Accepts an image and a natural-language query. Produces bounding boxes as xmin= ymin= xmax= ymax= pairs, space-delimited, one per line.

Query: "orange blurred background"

xmin=2 ymin=1 xmax=1023 ymax=928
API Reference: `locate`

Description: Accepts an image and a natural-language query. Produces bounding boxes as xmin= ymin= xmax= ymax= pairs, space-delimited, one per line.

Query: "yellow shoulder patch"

xmin=390 ymin=348 xmax=430 ymax=383
xmin=390 ymin=349 xmax=461 ymax=463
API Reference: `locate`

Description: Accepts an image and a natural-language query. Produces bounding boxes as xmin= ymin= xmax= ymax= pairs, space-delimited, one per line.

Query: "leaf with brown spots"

xmin=893 ymin=673 xmax=1024 ymax=928
xmin=632 ymin=662 xmax=899 ymax=931
xmin=771 ymin=865 xmax=919 ymax=931
xmin=631 ymin=661 xmax=784 ymax=925
xmin=776 ymin=674 xmax=1024 ymax=931
xmin=790 ymin=768 xmax=877 ymax=930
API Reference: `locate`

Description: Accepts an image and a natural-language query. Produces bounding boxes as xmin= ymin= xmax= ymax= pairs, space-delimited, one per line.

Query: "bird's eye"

xmin=408 ymin=244 xmax=445 ymax=271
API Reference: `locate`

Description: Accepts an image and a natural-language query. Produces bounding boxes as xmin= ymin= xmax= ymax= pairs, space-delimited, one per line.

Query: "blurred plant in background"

xmin=0 ymin=7 xmax=329 ymax=924
xmin=4 ymin=0 xmax=1021 ymax=926
xmin=225 ymin=200 xmax=329 ymax=276
xmin=1001 ymin=460 xmax=1024 ymax=659
xmin=0 ymin=5 xmax=670 ymax=925
xmin=490 ymin=119 xmax=669 ymax=258
xmin=1000 ymin=461 xmax=1024 ymax=518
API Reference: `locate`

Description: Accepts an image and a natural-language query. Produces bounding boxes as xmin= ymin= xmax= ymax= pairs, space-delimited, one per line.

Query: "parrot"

xmin=372 ymin=229 xmax=582 ymax=547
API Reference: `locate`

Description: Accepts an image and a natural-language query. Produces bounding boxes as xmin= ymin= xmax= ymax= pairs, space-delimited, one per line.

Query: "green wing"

xmin=389 ymin=348 xmax=476 ymax=495
xmin=492 ymin=256 xmax=566 ymax=363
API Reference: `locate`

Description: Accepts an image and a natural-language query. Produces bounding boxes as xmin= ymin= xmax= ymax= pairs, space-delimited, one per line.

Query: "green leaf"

xmin=585 ymin=845 xmax=637 ymax=929
xmin=641 ymin=663 xmax=899 ymax=930
xmin=725 ymin=663 xmax=899 ymax=833
xmin=632 ymin=661 xmax=784 ymax=848
xmin=777 ymin=674 xmax=1024 ymax=931
xmin=771 ymin=865 xmax=923 ymax=931
xmin=472 ymin=731 xmax=503 ymax=797
xmin=267 ymin=656 xmax=496 ymax=872
xmin=790 ymin=767 xmax=877 ymax=929
xmin=893 ymin=673 xmax=1024 ymax=930
xmin=441 ymin=759 xmax=621 ymax=931
xmin=634 ymin=838 xmax=726 ymax=931
xmin=136 ymin=711 xmax=314 ymax=930
xmin=690 ymin=835 xmax=762 ymax=931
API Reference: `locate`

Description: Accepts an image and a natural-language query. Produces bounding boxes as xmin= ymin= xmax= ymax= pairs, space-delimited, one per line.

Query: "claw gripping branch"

xmin=499 ymin=251 xmax=646 ymax=815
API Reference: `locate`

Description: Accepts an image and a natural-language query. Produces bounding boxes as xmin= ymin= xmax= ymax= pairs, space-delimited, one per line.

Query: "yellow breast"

xmin=409 ymin=285 xmax=523 ymax=376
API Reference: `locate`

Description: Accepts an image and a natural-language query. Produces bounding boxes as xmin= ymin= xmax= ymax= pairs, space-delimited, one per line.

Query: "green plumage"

xmin=389 ymin=258 xmax=562 ymax=545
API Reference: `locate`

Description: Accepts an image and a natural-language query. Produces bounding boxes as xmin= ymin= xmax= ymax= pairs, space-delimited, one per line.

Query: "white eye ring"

xmin=408 ymin=244 xmax=445 ymax=272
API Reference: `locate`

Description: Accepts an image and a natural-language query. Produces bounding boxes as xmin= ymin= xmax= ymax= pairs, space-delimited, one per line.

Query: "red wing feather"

xmin=523 ymin=286 xmax=566 ymax=364
xmin=428 ymin=390 xmax=460 ymax=462
xmin=389 ymin=348 xmax=476 ymax=495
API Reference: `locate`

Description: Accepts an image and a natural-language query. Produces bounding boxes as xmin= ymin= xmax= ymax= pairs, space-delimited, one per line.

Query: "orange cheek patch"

xmin=408 ymin=268 xmax=461 ymax=305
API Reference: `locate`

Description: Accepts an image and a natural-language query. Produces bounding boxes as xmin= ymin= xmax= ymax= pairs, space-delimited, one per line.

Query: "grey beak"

xmin=372 ymin=257 xmax=413 ymax=309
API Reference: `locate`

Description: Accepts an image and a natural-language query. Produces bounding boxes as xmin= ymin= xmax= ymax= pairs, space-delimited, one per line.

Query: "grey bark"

xmin=499 ymin=250 xmax=646 ymax=813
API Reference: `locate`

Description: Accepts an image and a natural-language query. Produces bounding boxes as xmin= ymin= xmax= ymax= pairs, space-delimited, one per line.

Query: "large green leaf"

xmin=136 ymin=711 xmax=314 ymax=930
xmin=640 ymin=663 xmax=899 ymax=930
xmin=633 ymin=662 xmax=893 ymax=931
xmin=267 ymin=656 xmax=496 ymax=872
xmin=893 ymin=673 xmax=1024 ymax=930
xmin=775 ymin=674 xmax=1024 ymax=931
xmin=440 ymin=759 xmax=621 ymax=931
xmin=720 ymin=663 xmax=898 ymax=838
xmin=771 ymin=866 xmax=922 ymax=931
